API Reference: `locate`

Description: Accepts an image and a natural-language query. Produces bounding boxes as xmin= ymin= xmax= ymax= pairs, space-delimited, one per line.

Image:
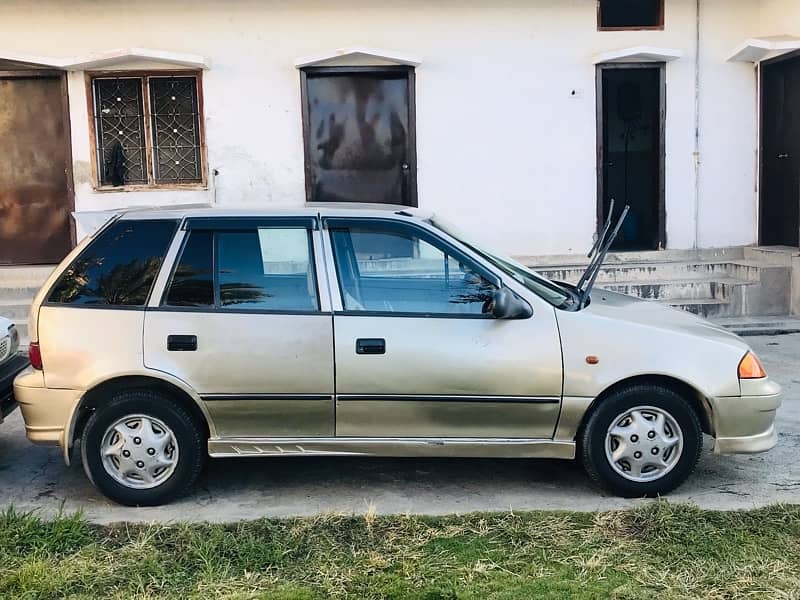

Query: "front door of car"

xmin=144 ymin=217 xmax=334 ymax=439
xmin=326 ymin=218 xmax=563 ymax=439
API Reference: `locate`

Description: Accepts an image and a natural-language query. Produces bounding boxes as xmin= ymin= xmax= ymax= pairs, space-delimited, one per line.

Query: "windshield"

xmin=429 ymin=217 xmax=576 ymax=309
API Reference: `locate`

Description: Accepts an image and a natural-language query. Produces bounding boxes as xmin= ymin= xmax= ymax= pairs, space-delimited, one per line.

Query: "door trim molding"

xmin=202 ymin=394 xmax=333 ymax=402
xmin=336 ymin=394 xmax=560 ymax=404
xmin=208 ymin=437 xmax=575 ymax=459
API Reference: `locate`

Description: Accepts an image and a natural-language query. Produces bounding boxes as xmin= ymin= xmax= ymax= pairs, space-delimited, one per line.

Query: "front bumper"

xmin=710 ymin=377 xmax=782 ymax=455
xmin=0 ymin=352 xmax=30 ymax=423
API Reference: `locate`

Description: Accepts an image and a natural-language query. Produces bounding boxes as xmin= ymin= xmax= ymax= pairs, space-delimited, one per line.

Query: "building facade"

xmin=0 ymin=0 xmax=799 ymax=263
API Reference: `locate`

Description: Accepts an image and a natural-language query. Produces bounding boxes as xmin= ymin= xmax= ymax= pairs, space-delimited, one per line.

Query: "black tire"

xmin=81 ymin=389 xmax=205 ymax=506
xmin=579 ymin=384 xmax=702 ymax=498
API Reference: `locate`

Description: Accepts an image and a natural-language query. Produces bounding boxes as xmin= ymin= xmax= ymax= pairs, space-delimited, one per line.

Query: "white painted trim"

xmin=726 ymin=36 xmax=800 ymax=63
xmin=293 ymin=45 xmax=422 ymax=68
xmin=0 ymin=48 xmax=209 ymax=70
xmin=592 ymin=46 xmax=682 ymax=64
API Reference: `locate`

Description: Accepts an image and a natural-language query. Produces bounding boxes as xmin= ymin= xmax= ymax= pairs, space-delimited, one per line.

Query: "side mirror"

xmin=489 ymin=287 xmax=533 ymax=319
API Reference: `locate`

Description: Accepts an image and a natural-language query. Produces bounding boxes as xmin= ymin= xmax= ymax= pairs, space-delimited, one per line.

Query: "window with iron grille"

xmin=91 ymin=73 xmax=204 ymax=187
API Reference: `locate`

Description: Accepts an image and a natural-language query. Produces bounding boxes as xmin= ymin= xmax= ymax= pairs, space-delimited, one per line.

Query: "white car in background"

xmin=0 ymin=316 xmax=27 ymax=425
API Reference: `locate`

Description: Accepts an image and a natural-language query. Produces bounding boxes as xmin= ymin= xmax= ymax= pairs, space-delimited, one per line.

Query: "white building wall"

xmin=0 ymin=0 xmax=782 ymax=255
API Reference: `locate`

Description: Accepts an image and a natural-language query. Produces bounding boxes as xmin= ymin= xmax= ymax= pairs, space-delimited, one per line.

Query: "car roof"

xmin=117 ymin=202 xmax=434 ymax=221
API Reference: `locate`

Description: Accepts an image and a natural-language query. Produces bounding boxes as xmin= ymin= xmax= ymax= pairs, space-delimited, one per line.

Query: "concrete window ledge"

xmin=0 ymin=48 xmax=209 ymax=71
xmin=592 ymin=46 xmax=682 ymax=64
xmin=727 ymin=36 xmax=800 ymax=63
xmin=294 ymin=46 xmax=422 ymax=68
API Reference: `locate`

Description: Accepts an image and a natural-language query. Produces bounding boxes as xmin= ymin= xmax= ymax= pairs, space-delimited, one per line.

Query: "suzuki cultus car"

xmin=14 ymin=204 xmax=780 ymax=505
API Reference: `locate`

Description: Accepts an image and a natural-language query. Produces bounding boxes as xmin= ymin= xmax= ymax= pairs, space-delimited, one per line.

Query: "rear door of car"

xmin=324 ymin=216 xmax=563 ymax=439
xmin=144 ymin=216 xmax=335 ymax=439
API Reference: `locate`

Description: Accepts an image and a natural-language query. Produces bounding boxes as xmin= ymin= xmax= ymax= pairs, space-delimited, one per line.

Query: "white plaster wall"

xmin=695 ymin=0 xmax=759 ymax=249
xmin=759 ymin=0 xmax=800 ymax=33
xmin=0 ymin=0 xmax=773 ymax=254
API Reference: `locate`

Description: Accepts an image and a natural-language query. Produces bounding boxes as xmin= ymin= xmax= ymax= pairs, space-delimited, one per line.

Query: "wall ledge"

xmin=727 ymin=36 xmax=800 ymax=63
xmin=592 ymin=46 xmax=682 ymax=64
xmin=294 ymin=46 xmax=422 ymax=68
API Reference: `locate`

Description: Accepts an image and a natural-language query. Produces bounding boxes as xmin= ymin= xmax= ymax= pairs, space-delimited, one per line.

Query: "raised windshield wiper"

xmin=576 ymin=199 xmax=629 ymax=309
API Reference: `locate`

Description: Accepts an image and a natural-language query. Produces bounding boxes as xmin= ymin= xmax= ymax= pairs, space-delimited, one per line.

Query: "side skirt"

xmin=208 ymin=437 xmax=576 ymax=460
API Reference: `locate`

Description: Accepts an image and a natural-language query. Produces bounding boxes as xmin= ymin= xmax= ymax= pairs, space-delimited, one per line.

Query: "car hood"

xmin=582 ymin=289 xmax=748 ymax=350
xmin=0 ymin=316 xmax=11 ymax=332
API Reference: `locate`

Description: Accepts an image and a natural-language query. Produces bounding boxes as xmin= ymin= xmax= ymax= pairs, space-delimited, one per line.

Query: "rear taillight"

xmin=29 ymin=342 xmax=42 ymax=370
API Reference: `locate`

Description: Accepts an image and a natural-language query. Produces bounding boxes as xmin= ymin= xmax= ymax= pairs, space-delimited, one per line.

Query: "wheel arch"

xmin=67 ymin=374 xmax=212 ymax=465
xmin=579 ymin=374 xmax=714 ymax=437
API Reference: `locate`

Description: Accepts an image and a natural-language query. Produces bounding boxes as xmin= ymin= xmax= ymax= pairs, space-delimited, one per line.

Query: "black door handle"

xmin=167 ymin=335 xmax=197 ymax=352
xmin=356 ymin=338 xmax=385 ymax=355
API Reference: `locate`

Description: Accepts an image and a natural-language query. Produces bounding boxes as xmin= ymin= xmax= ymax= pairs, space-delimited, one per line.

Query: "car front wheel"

xmin=579 ymin=384 xmax=702 ymax=497
xmin=81 ymin=390 xmax=205 ymax=506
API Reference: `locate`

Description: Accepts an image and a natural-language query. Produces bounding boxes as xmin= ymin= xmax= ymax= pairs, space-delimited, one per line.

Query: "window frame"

xmin=597 ymin=0 xmax=665 ymax=31
xmin=159 ymin=218 xmax=323 ymax=315
xmin=85 ymin=70 xmax=208 ymax=192
xmin=324 ymin=217 xmax=502 ymax=319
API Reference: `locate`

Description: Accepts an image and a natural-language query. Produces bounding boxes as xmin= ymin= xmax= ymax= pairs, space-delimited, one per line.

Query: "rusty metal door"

xmin=301 ymin=67 xmax=417 ymax=206
xmin=0 ymin=73 xmax=73 ymax=264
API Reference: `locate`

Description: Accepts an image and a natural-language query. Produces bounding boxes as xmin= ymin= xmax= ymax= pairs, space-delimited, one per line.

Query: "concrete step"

xmin=0 ymin=265 xmax=53 ymax=287
xmin=711 ymin=316 xmax=800 ymax=336
xmin=5 ymin=318 xmax=30 ymax=348
xmin=532 ymin=260 xmax=762 ymax=285
xmin=598 ymin=277 xmax=754 ymax=301
xmin=0 ymin=286 xmax=40 ymax=301
xmin=0 ymin=299 xmax=32 ymax=320
xmin=656 ymin=298 xmax=734 ymax=319
xmin=517 ymin=246 xmax=746 ymax=267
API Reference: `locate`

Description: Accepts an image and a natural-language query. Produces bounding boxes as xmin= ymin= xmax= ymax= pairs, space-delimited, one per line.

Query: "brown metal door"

xmin=0 ymin=74 xmax=73 ymax=264
xmin=302 ymin=67 xmax=417 ymax=206
xmin=761 ymin=55 xmax=800 ymax=247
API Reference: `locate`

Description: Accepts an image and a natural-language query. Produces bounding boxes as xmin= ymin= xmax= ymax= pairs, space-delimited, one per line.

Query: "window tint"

xmin=164 ymin=231 xmax=213 ymax=307
xmin=599 ymin=0 xmax=663 ymax=29
xmin=217 ymin=228 xmax=318 ymax=311
xmin=48 ymin=220 xmax=177 ymax=306
xmin=330 ymin=225 xmax=496 ymax=315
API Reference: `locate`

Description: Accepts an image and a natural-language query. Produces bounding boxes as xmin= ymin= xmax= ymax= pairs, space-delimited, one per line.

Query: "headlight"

xmin=738 ymin=351 xmax=766 ymax=379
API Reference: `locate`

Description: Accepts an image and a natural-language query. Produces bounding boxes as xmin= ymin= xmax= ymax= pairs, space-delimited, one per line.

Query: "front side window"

xmin=164 ymin=226 xmax=319 ymax=312
xmin=330 ymin=223 xmax=496 ymax=315
xmin=48 ymin=219 xmax=177 ymax=306
xmin=91 ymin=74 xmax=204 ymax=187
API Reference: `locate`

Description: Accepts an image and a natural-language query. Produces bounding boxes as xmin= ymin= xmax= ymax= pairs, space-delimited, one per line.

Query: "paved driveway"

xmin=0 ymin=335 xmax=798 ymax=524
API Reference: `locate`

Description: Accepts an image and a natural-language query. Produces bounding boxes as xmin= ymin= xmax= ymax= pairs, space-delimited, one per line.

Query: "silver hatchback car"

xmin=14 ymin=204 xmax=781 ymax=505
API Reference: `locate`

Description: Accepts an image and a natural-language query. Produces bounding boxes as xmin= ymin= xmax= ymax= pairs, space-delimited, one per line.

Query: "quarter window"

xmin=163 ymin=226 xmax=319 ymax=312
xmin=48 ymin=220 xmax=177 ymax=306
xmin=91 ymin=74 xmax=204 ymax=187
xmin=330 ymin=224 xmax=496 ymax=315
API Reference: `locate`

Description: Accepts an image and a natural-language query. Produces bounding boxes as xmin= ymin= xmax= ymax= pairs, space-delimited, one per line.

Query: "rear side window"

xmin=48 ymin=219 xmax=177 ymax=306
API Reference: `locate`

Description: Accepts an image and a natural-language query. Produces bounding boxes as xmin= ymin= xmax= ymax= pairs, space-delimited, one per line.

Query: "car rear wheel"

xmin=81 ymin=390 xmax=205 ymax=506
xmin=579 ymin=384 xmax=702 ymax=497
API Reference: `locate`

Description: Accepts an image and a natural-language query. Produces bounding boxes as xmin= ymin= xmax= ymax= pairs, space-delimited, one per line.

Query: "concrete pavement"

xmin=0 ymin=334 xmax=798 ymax=523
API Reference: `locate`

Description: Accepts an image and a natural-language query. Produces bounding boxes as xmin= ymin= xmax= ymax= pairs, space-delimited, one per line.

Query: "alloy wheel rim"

xmin=100 ymin=414 xmax=179 ymax=490
xmin=604 ymin=405 xmax=683 ymax=483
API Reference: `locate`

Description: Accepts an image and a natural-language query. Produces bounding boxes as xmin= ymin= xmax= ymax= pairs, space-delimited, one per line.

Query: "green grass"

xmin=1 ymin=502 xmax=799 ymax=599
